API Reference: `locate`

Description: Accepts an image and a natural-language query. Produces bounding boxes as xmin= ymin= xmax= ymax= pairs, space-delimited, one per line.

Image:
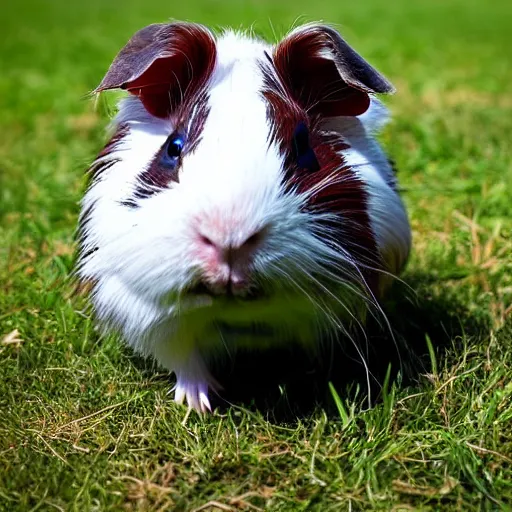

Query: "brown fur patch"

xmin=262 ymin=61 xmax=381 ymax=294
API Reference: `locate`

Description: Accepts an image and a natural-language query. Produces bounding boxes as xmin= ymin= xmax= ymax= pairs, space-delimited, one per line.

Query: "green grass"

xmin=1 ymin=0 xmax=511 ymax=509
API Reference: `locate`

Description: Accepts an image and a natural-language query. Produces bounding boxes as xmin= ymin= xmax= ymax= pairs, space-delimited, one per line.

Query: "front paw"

xmin=173 ymin=378 xmax=212 ymax=413
xmin=172 ymin=355 xmax=219 ymax=413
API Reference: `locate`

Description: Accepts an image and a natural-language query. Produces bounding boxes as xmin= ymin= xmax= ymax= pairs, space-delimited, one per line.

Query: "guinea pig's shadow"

xmin=129 ymin=272 xmax=486 ymax=422
xmin=204 ymin=271 xmax=488 ymax=421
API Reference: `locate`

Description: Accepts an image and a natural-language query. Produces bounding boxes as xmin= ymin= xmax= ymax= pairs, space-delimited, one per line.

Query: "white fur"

xmin=326 ymin=99 xmax=411 ymax=277
xmin=79 ymin=28 xmax=411 ymax=411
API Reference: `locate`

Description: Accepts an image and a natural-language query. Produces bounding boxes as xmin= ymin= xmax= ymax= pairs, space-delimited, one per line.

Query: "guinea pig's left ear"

xmin=273 ymin=24 xmax=394 ymax=117
xmin=94 ymin=22 xmax=216 ymax=118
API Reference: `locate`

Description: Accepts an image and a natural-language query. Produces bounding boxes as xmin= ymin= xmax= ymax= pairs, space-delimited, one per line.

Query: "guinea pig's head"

xmin=78 ymin=22 xmax=405 ymax=347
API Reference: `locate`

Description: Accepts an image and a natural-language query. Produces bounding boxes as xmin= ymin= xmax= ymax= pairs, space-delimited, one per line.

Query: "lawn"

xmin=1 ymin=0 xmax=511 ymax=510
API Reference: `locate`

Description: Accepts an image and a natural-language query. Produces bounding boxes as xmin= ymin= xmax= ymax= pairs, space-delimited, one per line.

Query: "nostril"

xmin=199 ymin=233 xmax=216 ymax=248
xmin=242 ymin=226 xmax=268 ymax=249
xmin=244 ymin=232 xmax=261 ymax=246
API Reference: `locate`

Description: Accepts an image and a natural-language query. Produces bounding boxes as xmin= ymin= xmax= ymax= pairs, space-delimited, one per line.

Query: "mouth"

xmin=216 ymin=321 xmax=275 ymax=338
xmin=181 ymin=283 xmax=276 ymax=340
xmin=186 ymin=282 xmax=267 ymax=302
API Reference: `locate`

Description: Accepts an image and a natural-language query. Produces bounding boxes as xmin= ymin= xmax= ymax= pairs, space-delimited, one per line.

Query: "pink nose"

xmin=195 ymin=228 xmax=265 ymax=294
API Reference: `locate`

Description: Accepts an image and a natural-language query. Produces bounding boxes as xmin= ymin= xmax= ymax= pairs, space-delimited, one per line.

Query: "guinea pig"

xmin=77 ymin=21 xmax=411 ymax=412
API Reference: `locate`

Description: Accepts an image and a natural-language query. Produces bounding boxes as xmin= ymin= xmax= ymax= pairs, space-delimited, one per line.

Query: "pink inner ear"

xmin=273 ymin=33 xmax=372 ymax=118
xmin=289 ymin=54 xmax=372 ymax=117
xmin=118 ymin=24 xmax=217 ymax=119
xmin=125 ymin=56 xmax=187 ymax=118
xmin=311 ymin=90 xmax=371 ymax=117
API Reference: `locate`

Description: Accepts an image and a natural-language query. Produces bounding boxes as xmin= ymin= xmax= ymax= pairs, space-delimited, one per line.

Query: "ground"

xmin=1 ymin=0 xmax=511 ymax=510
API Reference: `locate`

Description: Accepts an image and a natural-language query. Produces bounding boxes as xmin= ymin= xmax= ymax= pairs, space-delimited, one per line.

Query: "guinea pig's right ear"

xmin=95 ymin=22 xmax=217 ymax=118
xmin=273 ymin=24 xmax=394 ymax=117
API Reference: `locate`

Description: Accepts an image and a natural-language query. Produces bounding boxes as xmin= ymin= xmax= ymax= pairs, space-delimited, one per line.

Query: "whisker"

xmin=289 ymin=261 xmax=377 ymax=404
xmin=323 ymin=243 xmax=403 ymax=372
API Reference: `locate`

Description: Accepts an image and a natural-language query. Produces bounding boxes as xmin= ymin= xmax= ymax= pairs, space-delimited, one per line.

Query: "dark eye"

xmin=160 ymin=132 xmax=185 ymax=169
xmin=293 ymin=122 xmax=320 ymax=172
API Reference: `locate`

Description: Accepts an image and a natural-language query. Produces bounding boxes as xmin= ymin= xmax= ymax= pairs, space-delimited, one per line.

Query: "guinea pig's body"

xmin=78 ymin=22 xmax=411 ymax=412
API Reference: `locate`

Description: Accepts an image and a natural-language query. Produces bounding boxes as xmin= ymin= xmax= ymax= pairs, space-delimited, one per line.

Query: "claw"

xmin=174 ymin=384 xmax=186 ymax=405
xmin=173 ymin=359 xmax=217 ymax=413
xmin=199 ymin=389 xmax=211 ymax=413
